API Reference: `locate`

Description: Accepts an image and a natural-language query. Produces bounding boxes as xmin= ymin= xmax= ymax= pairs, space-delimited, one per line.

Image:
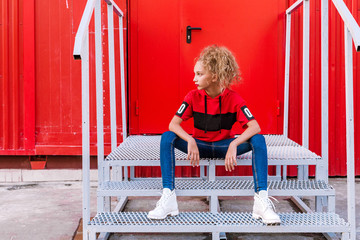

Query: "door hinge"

xmin=277 ymin=100 xmax=281 ymax=116
xmin=135 ymin=100 xmax=139 ymax=116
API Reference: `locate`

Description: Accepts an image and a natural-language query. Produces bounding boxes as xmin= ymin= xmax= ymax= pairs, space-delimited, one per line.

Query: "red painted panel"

xmin=285 ymin=0 xmax=360 ymax=176
xmin=130 ymin=0 xmax=282 ymax=136
xmin=23 ymin=0 xmax=35 ymax=151
xmin=0 ymin=0 xmax=27 ymax=153
xmin=34 ymin=0 xmax=127 ymax=155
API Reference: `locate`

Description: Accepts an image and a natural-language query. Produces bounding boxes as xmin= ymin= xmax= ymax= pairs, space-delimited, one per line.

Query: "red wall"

xmin=0 ymin=0 xmax=127 ymax=158
xmin=0 ymin=0 xmax=359 ymax=176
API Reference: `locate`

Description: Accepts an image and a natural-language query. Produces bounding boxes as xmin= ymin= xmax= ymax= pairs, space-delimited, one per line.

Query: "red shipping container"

xmin=0 ymin=0 xmax=359 ymax=176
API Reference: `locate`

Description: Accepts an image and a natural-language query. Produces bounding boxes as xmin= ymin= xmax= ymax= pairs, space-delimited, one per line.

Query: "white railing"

xmin=330 ymin=1 xmax=359 ymax=239
xmin=73 ymin=0 xmax=358 ymax=238
xmin=284 ymin=0 xmax=311 ymax=181
xmin=73 ymin=0 xmax=126 ymax=239
xmin=285 ymin=0 xmax=358 ymax=239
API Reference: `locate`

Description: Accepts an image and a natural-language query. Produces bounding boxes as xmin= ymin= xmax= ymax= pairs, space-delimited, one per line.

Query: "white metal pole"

xmin=108 ymin=3 xmax=117 ymax=151
xmin=281 ymin=12 xmax=292 ymax=180
xmin=286 ymin=0 xmax=304 ymax=14
xmin=332 ymin=0 xmax=360 ymax=51
xmin=314 ymin=0 xmax=330 ymax=214
xmin=81 ymin=30 xmax=90 ymax=240
xmin=119 ymin=16 xmax=127 ymax=140
xmin=284 ymin=13 xmax=291 ymax=138
xmin=303 ymin=0 xmax=310 ymax=150
xmin=344 ymin=25 xmax=356 ymax=240
xmin=95 ymin=0 xmax=111 ymax=213
xmin=119 ymin=15 xmax=127 ymax=180
xmin=73 ymin=0 xmax=96 ymax=59
xmin=318 ymin=0 xmax=329 ymax=183
xmin=95 ymin=0 xmax=104 ymax=189
xmin=299 ymin=0 xmax=310 ymax=180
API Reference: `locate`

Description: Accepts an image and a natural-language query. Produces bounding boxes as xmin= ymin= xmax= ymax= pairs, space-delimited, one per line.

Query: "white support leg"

xmin=124 ymin=166 xmax=129 ymax=181
xmin=130 ymin=166 xmax=135 ymax=179
xmin=282 ymin=165 xmax=287 ymax=180
xmin=209 ymin=195 xmax=219 ymax=213
xmin=341 ymin=232 xmax=350 ymax=240
xmin=89 ymin=230 xmax=96 ymax=240
xmin=200 ymin=166 xmax=205 ymax=179
xmin=97 ymin=232 xmax=110 ymax=240
xmin=219 ymin=232 xmax=227 ymax=240
xmin=212 ymin=232 xmax=220 ymax=240
xmin=315 ymin=196 xmax=326 ymax=212
xmin=276 ymin=165 xmax=281 ymax=179
xmin=344 ymin=25 xmax=356 ymax=240
xmin=328 ymin=195 xmax=335 ymax=213
xmin=208 ymin=161 xmax=216 ymax=182
xmin=107 ymin=3 xmax=117 ymax=152
xmin=298 ymin=165 xmax=304 ymax=180
xmin=290 ymin=196 xmax=312 ymax=213
xmin=320 ymin=0 xmax=329 ymax=185
xmin=300 ymin=0 xmax=310 ymax=181
xmin=81 ymin=30 xmax=91 ymax=240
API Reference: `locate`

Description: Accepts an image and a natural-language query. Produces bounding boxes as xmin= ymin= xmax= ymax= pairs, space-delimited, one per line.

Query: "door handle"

xmin=186 ymin=26 xmax=202 ymax=44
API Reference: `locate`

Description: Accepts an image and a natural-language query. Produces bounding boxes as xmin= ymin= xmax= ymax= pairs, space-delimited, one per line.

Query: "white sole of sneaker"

xmin=252 ymin=213 xmax=281 ymax=225
xmin=147 ymin=210 xmax=179 ymax=220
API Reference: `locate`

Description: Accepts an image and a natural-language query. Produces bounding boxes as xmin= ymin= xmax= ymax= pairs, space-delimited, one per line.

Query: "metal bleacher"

xmin=74 ymin=0 xmax=358 ymax=239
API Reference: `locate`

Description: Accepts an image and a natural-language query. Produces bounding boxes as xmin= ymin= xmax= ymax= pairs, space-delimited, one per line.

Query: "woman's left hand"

xmin=225 ymin=142 xmax=237 ymax=172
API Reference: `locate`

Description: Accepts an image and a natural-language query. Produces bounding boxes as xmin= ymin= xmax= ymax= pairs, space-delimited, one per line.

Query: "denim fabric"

xmin=160 ymin=131 xmax=268 ymax=192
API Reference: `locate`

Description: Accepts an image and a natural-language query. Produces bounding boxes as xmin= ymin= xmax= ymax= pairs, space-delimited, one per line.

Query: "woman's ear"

xmin=211 ymin=74 xmax=218 ymax=83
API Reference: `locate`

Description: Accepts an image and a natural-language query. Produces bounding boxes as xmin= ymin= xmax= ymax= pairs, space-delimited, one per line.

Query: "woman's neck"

xmin=205 ymin=85 xmax=224 ymax=98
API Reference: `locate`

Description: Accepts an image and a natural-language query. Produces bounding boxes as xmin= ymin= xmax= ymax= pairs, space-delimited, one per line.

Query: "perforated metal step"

xmin=88 ymin=212 xmax=349 ymax=234
xmin=98 ymin=179 xmax=334 ymax=197
xmin=119 ymin=134 xmax=300 ymax=148
xmin=105 ymin=135 xmax=321 ymax=166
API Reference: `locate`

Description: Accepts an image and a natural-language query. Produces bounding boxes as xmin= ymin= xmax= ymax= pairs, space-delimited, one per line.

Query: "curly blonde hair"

xmin=197 ymin=45 xmax=240 ymax=88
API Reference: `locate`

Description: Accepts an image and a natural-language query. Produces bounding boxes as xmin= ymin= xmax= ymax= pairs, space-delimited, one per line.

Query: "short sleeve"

xmin=175 ymin=91 xmax=193 ymax=121
xmin=237 ymin=102 xmax=255 ymax=128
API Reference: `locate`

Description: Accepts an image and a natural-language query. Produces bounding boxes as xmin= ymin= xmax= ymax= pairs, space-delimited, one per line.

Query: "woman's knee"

xmin=249 ymin=134 xmax=266 ymax=149
xmin=161 ymin=131 xmax=177 ymax=145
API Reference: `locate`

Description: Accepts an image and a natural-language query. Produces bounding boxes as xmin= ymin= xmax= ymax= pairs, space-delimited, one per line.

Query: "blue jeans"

xmin=160 ymin=131 xmax=268 ymax=192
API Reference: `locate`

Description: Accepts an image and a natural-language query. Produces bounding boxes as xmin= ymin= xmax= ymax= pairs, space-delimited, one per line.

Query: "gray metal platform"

xmin=88 ymin=212 xmax=349 ymax=235
xmin=105 ymin=135 xmax=321 ymax=166
xmin=98 ymin=179 xmax=334 ymax=197
xmin=118 ymin=134 xmax=300 ymax=148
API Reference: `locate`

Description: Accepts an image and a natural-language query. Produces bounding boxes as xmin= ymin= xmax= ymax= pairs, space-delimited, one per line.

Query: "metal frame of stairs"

xmin=73 ymin=0 xmax=357 ymax=239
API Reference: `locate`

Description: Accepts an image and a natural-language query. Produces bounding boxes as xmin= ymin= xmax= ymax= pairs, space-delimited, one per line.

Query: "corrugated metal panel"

xmin=0 ymin=0 xmax=34 ymax=155
xmin=33 ymin=0 xmax=127 ymax=155
xmin=286 ymin=0 xmax=359 ymax=176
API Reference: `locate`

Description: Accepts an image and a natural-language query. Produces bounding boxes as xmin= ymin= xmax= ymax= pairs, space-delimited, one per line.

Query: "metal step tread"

xmin=98 ymin=179 xmax=334 ymax=197
xmin=88 ymin=212 xmax=349 ymax=233
xmin=119 ymin=134 xmax=300 ymax=148
xmin=105 ymin=135 xmax=321 ymax=165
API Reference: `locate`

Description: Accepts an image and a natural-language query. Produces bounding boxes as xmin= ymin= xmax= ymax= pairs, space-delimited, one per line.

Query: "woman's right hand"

xmin=187 ymin=138 xmax=200 ymax=167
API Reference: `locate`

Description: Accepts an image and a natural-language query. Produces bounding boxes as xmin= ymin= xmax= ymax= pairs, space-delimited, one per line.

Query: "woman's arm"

xmin=225 ymin=119 xmax=261 ymax=171
xmin=169 ymin=116 xmax=200 ymax=167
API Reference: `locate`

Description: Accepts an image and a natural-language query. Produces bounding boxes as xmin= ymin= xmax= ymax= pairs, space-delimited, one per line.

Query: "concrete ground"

xmin=0 ymin=178 xmax=359 ymax=240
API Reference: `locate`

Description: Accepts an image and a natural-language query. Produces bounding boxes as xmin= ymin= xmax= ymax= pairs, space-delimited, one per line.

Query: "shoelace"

xmin=260 ymin=196 xmax=279 ymax=212
xmin=266 ymin=196 xmax=279 ymax=211
xmin=156 ymin=191 xmax=172 ymax=207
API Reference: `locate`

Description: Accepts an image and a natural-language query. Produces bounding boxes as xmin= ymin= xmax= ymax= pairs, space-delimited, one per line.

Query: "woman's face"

xmin=193 ymin=61 xmax=214 ymax=91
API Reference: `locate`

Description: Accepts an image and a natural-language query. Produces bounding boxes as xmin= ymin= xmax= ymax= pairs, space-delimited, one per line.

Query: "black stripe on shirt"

xmin=193 ymin=112 xmax=237 ymax=131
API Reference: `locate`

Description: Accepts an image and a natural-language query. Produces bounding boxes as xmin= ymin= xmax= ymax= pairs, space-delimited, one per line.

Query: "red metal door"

xmin=129 ymin=0 xmax=285 ymax=135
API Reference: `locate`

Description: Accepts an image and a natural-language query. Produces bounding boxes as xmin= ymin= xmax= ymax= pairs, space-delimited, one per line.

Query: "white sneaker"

xmin=252 ymin=190 xmax=281 ymax=225
xmin=147 ymin=188 xmax=179 ymax=219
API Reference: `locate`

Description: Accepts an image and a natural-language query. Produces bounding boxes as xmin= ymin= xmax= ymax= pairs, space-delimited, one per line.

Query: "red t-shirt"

xmin=175 ymin=88 xmax=255 ymax=142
